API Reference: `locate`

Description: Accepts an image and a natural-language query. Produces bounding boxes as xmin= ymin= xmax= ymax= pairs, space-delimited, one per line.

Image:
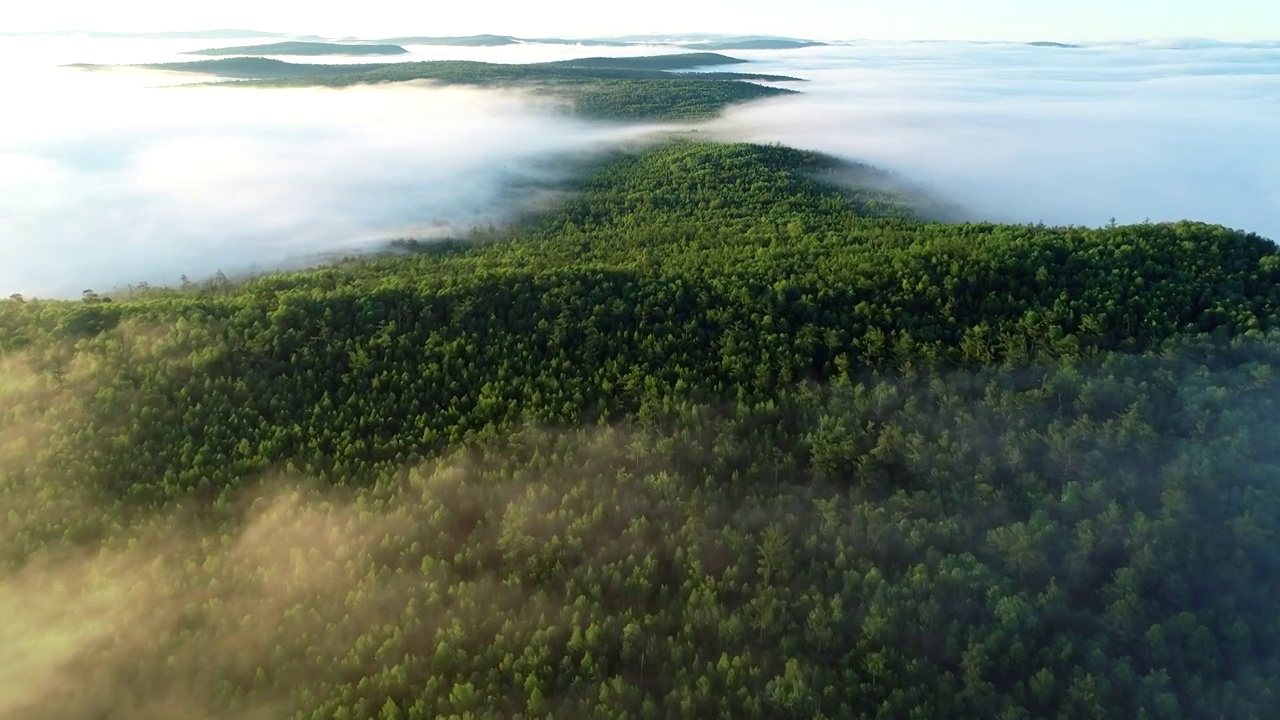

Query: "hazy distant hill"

xmin=116 ymin=51 xmax=771 ymax=78
xmin=375 ymin=34 xmax=520 ymax=46
xmin=681 ymin=39 xmax=828 ymax=50
xmin=187 ymin=41 xmax=408 ymax=56
xmin=525 ymin=37 xmax=637 ymax=47
xmin=91 ymin=57 xmax=397 ymax=79
xmin=144 ymin=53 xmax=797 ymax=120
xmin=1028 ymin=41 xmax=1082 ymax=48
xmin=359 ymin=32 xmax=828 ymax=49
xmin=375 ymin=35 xmax=638 ymax=47
xmin=605 ymin=32 xmax=824 ymax=44
xmin=538 ymin=52 xmax=748 ymax=70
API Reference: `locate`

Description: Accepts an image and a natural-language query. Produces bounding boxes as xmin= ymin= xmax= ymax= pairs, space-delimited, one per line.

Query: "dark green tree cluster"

xmin=536 ymin=53 xmax=747 ymax=70
xmin=115 ymin=54 xmax=799 ymax=121
xmin=2 ymin=142 xmax=1279 ymax=719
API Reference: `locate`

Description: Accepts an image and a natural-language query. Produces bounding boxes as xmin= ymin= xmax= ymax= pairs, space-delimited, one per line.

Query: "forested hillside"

xmin=110 ymin=54 xmax=798 ymax=121
xmin=3 ymin=142 xmax=1279 ymax=719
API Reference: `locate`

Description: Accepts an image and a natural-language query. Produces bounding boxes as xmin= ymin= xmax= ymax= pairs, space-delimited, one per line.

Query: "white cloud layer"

xmin=1 ymin=37 xmax=1277 ymax=298
xmin=708 ymin=42 xmax=1280 ymax=237
xmin=0 ymin=39 xmax=680 ymax=297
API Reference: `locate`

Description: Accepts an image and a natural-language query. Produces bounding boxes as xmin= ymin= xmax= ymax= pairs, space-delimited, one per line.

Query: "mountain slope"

xmin=3 ymin=142 xmax=1279 ymax=720
xmin=98 ymin=52 xmax=797 ymax=121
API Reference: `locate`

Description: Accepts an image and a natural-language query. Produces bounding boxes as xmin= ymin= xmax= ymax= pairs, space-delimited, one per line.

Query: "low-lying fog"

xmin=706 ymin=41 xmax=1280 ymax=239
xmin=2 ymin=36 xmax=1277 ymax=297
xmin=0 ymin=38 xmax=685 ymax=298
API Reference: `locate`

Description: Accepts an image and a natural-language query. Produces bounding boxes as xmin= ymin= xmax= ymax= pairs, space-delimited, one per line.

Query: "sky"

xmin=2 ymin=0 xmax=1279 ymax=42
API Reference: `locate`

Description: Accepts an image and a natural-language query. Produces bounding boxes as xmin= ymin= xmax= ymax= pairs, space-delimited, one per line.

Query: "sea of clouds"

xmin=707 ymin=41 xmax=1280 ymax=235
xmin=1 ymin=35 xmax=1277 ymax=297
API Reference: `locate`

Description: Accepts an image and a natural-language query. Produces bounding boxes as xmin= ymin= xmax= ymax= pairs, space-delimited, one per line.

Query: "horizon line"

xmin=3 ymin=28 xmax=1279 ymax=45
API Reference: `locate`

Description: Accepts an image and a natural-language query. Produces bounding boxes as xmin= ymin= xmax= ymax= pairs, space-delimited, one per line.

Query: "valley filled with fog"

xmin=2 ymin=35 xmax=1277 ymax=297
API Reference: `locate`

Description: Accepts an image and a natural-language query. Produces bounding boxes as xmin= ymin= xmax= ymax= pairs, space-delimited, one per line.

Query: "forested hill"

xmin=3 ymin=142 xmax=1280 ymax=720
xmin=108 ymin=53 xmax=798 ymax=121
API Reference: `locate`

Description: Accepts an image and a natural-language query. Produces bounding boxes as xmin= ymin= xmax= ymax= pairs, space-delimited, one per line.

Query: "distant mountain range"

xmin=1 ymin=29 xmax=832 ymax=49
xmin=369 ymin=33 xmax=829 ymax=48
xmin=7 ymin=30 xmax=1277 ymax=49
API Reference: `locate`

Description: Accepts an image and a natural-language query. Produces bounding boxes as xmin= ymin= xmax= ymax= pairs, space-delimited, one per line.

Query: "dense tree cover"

xmin=3 ymin=141 xmax=1280 ymax=719
xmin=559 ymin=79 xmax=791 ymax=121
xmin=243 ymin=63 xmax=795 ymax=121
xmin=537 ymin=53 xmax=747 ymax=70
xmin=138 ymin=58 xmax=796 ymax=85
xmin=186 ymin=41 xmax=410 ymax=56
xmin=107 ymin=58 xmax=400 ymax=80
xmin=114 ymin=53 xmax=797 ymax=121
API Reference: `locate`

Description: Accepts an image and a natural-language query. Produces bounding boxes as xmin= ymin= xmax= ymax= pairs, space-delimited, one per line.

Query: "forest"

xmin=536 ymin=53 xmax=747 ymax=70
xmin=114 ymin=53 xmax=799 ymax=121
xmin=2 ymin=140 xmax=1279 ymax=719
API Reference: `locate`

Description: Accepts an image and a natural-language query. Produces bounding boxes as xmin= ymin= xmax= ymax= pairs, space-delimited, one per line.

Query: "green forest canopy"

xmin=536 ymin=52 xmax=748 ymax=69
xmin=114 ymin=53 xmax=800 ymax=121
xmin=3 ymin=140 xmax=1279 ymax=719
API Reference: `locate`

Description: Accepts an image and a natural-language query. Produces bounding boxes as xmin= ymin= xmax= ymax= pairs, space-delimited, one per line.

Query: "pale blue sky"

xmin=4 ymin=0 xmax=1278 ymax=41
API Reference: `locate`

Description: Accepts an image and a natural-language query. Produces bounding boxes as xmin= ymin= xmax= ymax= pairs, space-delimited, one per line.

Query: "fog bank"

xmin=0 ymin=38 xmax=677 ymax=298
xmin=706 ymin=42 xmax=1280 ymax=239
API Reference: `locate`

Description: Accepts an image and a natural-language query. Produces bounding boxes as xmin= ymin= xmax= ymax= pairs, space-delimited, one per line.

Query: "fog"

xmin=0 ymin=329 xmax=686 ymax=718
xmin=0 ymin=38 xmax=683 ymax=298
xmin=706 ymin=42 xmax=1280 ymax=237
xmin=2 ymin=36 xmax=1278 ymax=297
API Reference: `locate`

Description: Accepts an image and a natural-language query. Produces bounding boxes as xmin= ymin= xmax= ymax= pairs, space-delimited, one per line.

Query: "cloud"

xmin=0 ymin=40 xmax=676 ymax=298
xmin=3 ymin=38 xmax=1278 ymax=298
xmin=704 ymin=43 xmax=1280 ymax=239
